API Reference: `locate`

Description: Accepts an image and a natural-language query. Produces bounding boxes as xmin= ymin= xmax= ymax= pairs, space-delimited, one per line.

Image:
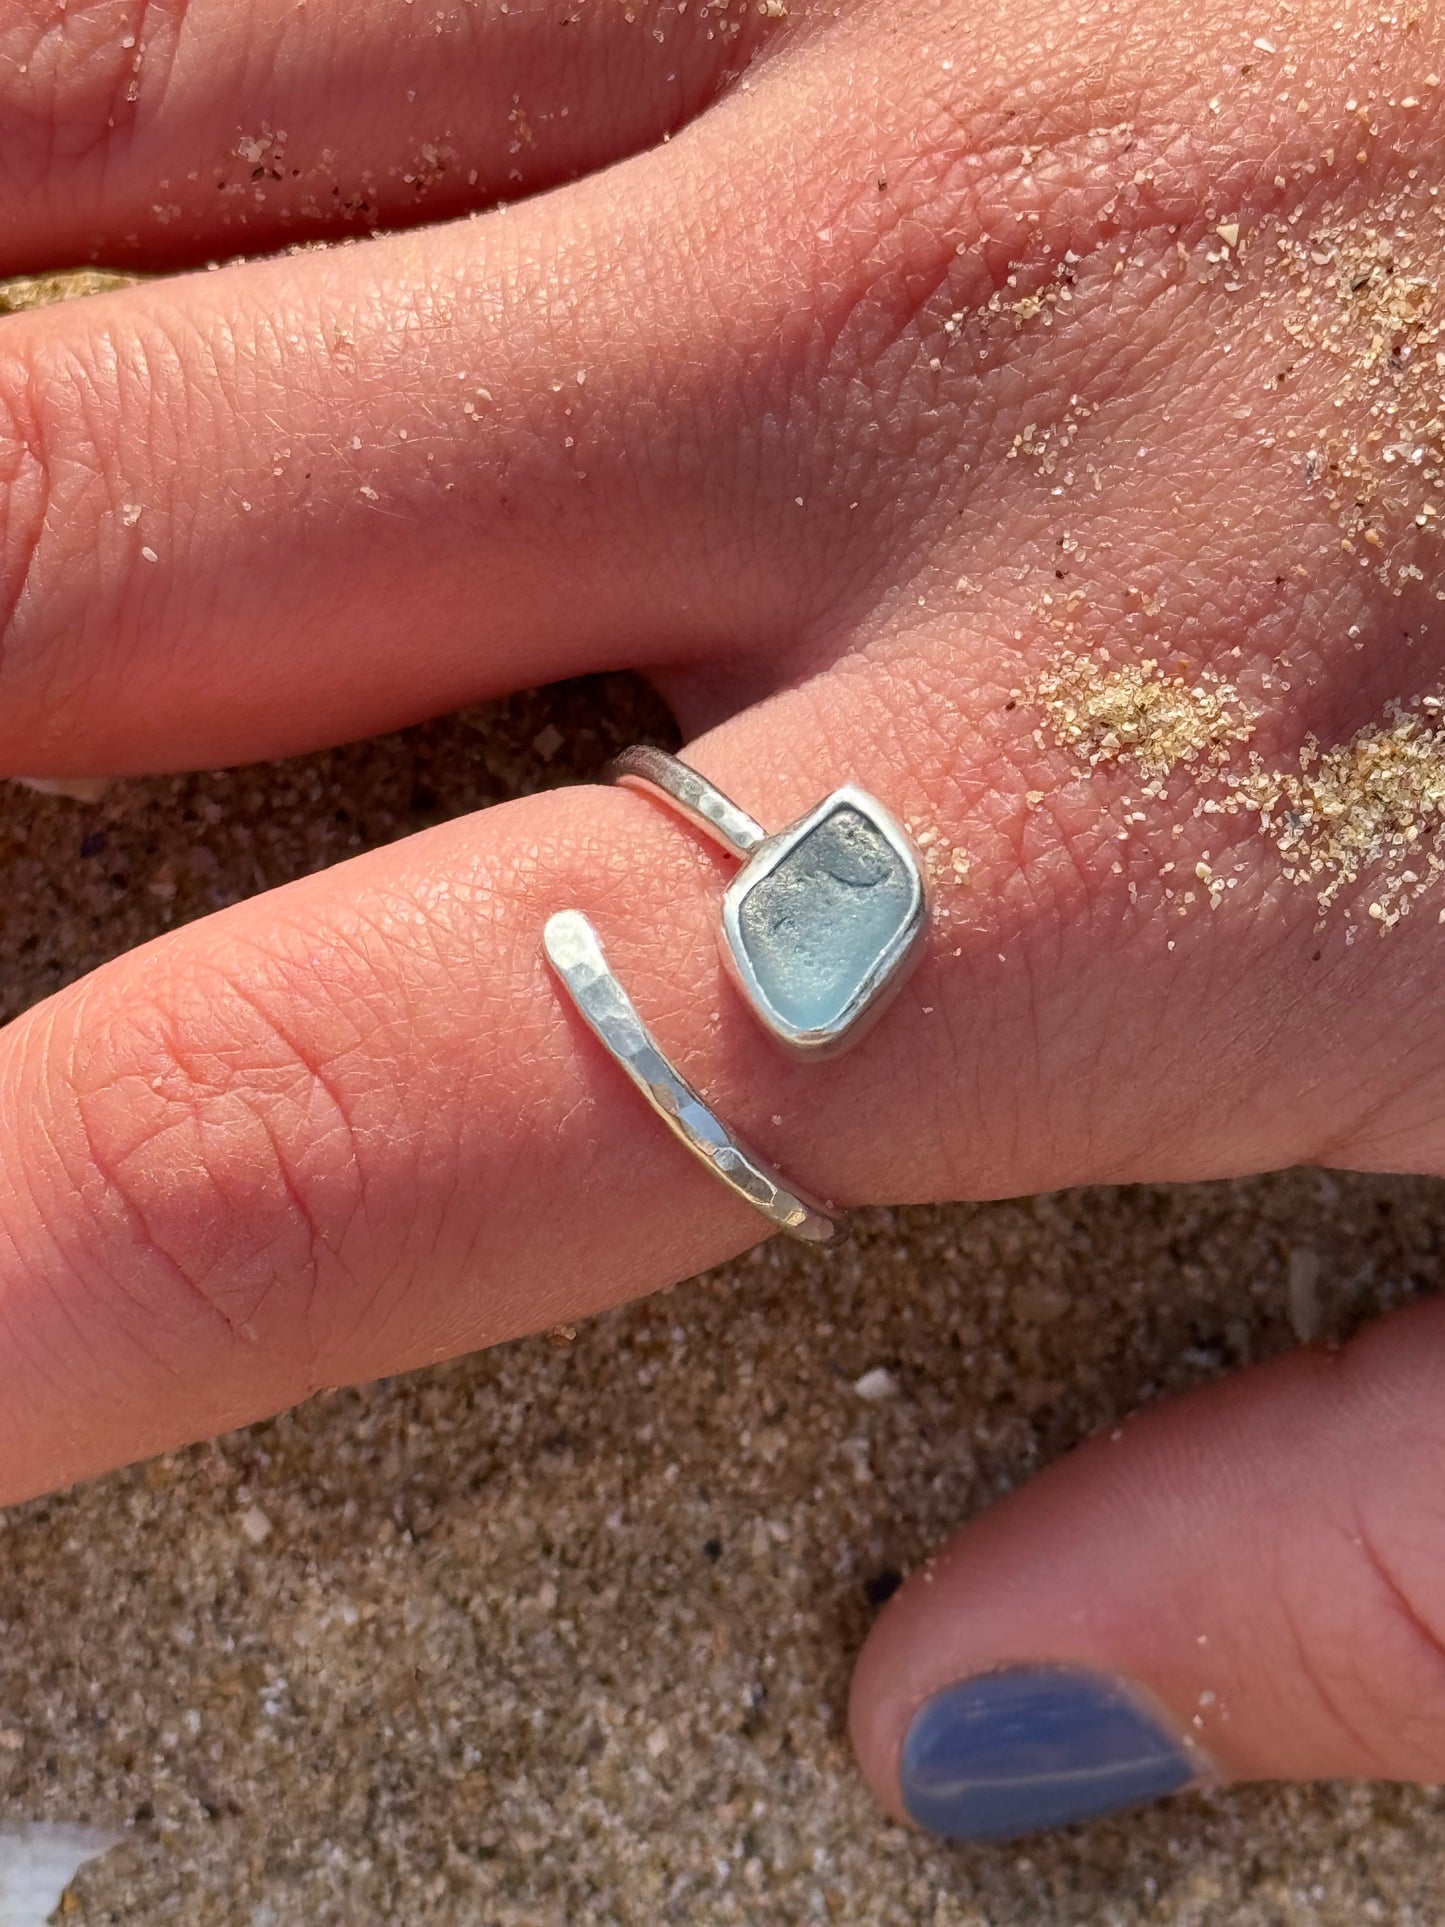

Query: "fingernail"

xmin=899 ymin=1665 xmax=1200 ymax=1841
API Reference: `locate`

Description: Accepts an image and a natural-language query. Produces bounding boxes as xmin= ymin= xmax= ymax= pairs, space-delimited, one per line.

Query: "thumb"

xmin=849 ymin=1294 xmax=1445 ymax=1842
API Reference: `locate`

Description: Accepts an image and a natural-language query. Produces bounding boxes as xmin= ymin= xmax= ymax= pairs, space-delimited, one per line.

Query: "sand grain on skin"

xmin=1027 ymin=654 xmax=1258 ymax=782
xmin=1031 ymin=652 xmax=1445 ymax=932
xmin=1223 ymin=697 xmax=1445 ymax=926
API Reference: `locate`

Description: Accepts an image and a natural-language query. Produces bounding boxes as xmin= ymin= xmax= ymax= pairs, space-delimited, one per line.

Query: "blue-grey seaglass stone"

xmin=734 ymin=805 xmax=914 ymax=1034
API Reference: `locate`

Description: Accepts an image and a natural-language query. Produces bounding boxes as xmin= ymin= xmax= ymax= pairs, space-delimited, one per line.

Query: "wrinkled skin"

xmin=3 ymin=0 xmax=1445 ymax=1835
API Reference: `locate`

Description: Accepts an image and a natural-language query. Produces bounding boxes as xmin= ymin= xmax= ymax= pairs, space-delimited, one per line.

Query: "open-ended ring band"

xmin=543 ymin=909 xmax=839 ymax=1246
xmin=608 ymin=744 xmax=766 ymax=860
xmin=543 ymin=745 xmax=928 ymax=1246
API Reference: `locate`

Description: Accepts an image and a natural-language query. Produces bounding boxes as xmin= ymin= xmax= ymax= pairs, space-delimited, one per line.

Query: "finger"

xmin=0 ymin=0 xmax=776 ymax=271
xmin=13 ymin=590 xmax=1441 ymax=1505
xmin=850 ymin=1293 xmax=1445 ymax=1842
xmin=0 ymin=115 xmax=788 ymax=777
xmin=0 ymin=667 xmax=985 ymax=1501
xmin=0 ymin=782 xmax=733 ymax=1501
xmin=7 ymin=597 xmax=1445 ymax=1505
xmin=4 ymin=603 xmax=1176 ymax=1503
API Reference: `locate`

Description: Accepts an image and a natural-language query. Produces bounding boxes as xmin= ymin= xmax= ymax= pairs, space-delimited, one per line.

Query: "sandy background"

xmin=1 ymin=679 xmax=1444 ymax=1925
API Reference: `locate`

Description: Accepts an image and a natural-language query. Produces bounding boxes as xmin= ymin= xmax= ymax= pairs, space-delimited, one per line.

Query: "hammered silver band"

xmin=609 ymin=745 xmax=765 ymax=860
xmin=543 ymin=909 xmax=838 ymax=1246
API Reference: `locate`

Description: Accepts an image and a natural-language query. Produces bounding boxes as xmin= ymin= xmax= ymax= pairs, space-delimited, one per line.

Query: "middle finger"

xmin=0 ymin=119 xmax=810 ymax=777
xmin=0 ymin=0 xmax=779 ymax=272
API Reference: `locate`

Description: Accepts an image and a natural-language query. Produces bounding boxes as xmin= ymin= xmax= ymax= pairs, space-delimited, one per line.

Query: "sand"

xmin=1 ymin=682 xmax=1444 ymax=1925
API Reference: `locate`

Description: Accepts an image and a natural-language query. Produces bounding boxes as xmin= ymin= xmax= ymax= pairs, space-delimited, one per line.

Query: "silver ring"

xmin=544 ymin=747 xmax=926 ymax=1247
xmin=610 ymin=744 xmax=766 ymax=860
xmin=609 ymin=747 xmax=928 ymax=1059
xmin=543 ymin=909 xmax=839 ymax=1246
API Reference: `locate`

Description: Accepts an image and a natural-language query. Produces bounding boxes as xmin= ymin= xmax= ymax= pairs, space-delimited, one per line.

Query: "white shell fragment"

xmin=0 ymin=1823 xmax=123 ymax=1925
xmin=853 ymin=1366 xmax=900 ymax=1402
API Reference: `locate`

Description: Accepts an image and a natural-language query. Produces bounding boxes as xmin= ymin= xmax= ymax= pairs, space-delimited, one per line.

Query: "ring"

xmin=608 ymin=746 xmax=928 ymax=1058
xmin=542 ymin=749 xmax=926 ymax=1246
xmin=543 ymin=909 xmax=839 ymax=1246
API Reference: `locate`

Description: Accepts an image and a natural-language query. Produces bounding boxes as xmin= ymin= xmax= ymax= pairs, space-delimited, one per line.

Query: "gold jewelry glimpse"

xmin=544 ymin=747 xmax=928 ymax=1245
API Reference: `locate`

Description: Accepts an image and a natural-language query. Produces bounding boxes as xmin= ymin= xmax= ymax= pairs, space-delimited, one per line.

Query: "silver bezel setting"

xmin=719 ymin=784 xmax=927 ymax=1058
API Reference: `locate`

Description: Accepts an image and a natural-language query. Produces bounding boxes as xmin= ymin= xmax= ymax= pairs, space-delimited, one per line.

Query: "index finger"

xmin=0 ymin=701 xmax=959 ymax=1505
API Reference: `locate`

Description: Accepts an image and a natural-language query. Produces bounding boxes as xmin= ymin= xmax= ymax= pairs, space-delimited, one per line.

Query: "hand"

xmin=5 ymin=0 xmax=1445 ymax=1846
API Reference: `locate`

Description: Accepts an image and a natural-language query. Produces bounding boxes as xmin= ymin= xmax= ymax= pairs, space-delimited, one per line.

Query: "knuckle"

xmin=1350 ymin=1511 xmax=1445 ymax=1773
xmin=47 ymin=960 xmax=369 ymax=1369
xmin=1272 ymin=1336 xmax=1445 ymax=1777
xmin=0 ymin=314 xmax=197 ymax=754
xmin=0 ymin=331 xmax=113 ymax=747
xmin=0 ymin=339 xmax=54 ymax=682
xmin=0 ymin=0 xmax=187 ymax=171
xmin=1277 ymin=1504 xmax=1445 ymax=1780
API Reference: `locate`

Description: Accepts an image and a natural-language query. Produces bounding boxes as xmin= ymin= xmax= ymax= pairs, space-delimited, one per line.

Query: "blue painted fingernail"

xmin=900 ymin=1666 xmax=1199 ymax=1841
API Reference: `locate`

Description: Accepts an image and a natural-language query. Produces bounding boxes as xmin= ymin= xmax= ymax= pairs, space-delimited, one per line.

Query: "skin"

xmin=2 ymin=0 xmax=1445 ymax=1836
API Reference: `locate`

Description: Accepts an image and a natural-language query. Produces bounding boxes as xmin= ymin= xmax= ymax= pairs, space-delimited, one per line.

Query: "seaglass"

xmin=722 ymin=789 xmax=924 ymax=1052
